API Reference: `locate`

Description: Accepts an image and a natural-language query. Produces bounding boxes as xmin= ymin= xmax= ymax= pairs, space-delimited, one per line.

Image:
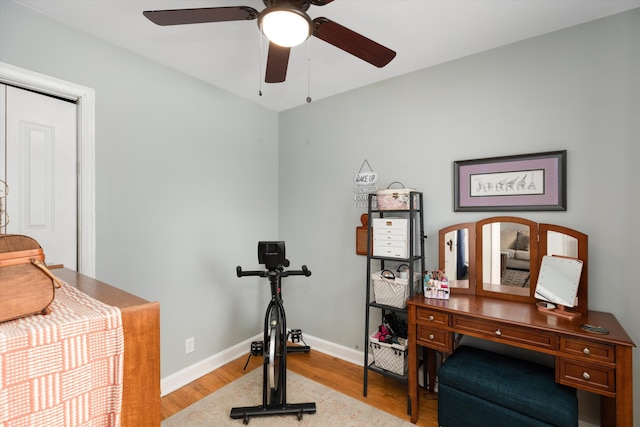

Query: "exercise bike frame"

xmin=230 ymin=264 xmax=315 ymax=423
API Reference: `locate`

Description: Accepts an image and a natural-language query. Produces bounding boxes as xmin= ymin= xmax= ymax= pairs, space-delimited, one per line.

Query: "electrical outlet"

xmin=185 ymin=337 xmax=195 ymax=354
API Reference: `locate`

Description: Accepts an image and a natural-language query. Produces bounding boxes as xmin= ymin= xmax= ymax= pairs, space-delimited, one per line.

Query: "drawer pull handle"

xmin=428 ymin=315 xmax=435 ymax=321
xmin=495 ymin=329 xmax=502 ymax=336
xmin=583 ymin=347 xmax=591 ymax=355
xmin=428 ymin=334 xmax=435 ymax=340
xmin=583 ymin=371 xmax=591 ymax=381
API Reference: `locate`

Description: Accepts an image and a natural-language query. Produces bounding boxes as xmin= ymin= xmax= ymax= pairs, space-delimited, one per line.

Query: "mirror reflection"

xmin=444 ymin=229 xmax=470 ymax=281
xmin=481 ymin=222 xmax=531 ymax=296
xmin=545 ymin=231 xmax=578 ymax=258
xmin=539 ymin=224 xmax=588 ymax=315
xmin=439 ymin=223 xmax=475 ymax=293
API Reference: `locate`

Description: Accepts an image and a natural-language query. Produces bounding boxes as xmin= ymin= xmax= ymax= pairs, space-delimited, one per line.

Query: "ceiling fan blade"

xmin=143 ymin=6 xmax=258 ymax=26
xmin=312 ymin=17 xmax=396 ymax=68
xmin=310 ymin=0 xmax=335 ymax=5
xmin=265 ymin=42 xmax=291 ymax=83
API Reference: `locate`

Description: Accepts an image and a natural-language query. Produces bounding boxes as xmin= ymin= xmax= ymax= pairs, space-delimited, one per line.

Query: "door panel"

xmin=2 ymin=85 xmax=77 ymax=268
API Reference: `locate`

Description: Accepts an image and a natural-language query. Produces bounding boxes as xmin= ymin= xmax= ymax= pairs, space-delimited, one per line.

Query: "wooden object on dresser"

xmin=56 ymin=268 xmax=161 ymax=427
xmin=407 ymin=293 xmax=635 ymax=427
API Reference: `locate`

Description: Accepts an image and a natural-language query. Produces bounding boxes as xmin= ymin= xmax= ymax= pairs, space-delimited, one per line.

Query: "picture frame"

xmin=454 ymin=150 xmax=567 ymax=212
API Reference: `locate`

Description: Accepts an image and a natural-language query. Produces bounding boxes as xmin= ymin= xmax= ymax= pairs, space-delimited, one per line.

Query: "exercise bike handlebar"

xmin=236 ymin=265 xmax=311 ymax=278
xmin=281 ymin=265 xmax=311 ymax=277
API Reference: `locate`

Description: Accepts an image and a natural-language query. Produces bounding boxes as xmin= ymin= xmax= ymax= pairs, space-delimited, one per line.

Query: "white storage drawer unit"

xmin=373 ymin=218 xmax=408 ymax=258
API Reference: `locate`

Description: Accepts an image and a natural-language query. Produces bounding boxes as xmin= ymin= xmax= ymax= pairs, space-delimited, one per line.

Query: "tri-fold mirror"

xmin=439 ymin=217 xmax=589 ymax=316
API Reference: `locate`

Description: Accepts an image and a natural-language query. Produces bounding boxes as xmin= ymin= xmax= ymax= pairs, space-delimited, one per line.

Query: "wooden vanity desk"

xmin=407 ymin=293 xmax=635 ymax=426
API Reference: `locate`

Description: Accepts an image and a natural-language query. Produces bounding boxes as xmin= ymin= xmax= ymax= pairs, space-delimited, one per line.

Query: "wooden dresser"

xmin=407 ymin=293 xmax=635 ymax=427
xmin=56 ymin=268 xmax=161 ymax=427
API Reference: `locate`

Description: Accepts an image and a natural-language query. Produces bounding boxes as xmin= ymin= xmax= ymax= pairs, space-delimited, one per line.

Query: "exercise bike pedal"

xmin=288 ymin=328 xmax=303 ymax=343
xmin=287 ymin=328 xmax=310 ymax=353
xmin=243 ymin=341 xmax=265 ymax=370
xmin=287 ymin=345 xmax=311 ymax=354
xmin=250 ymin=341 xmax=264 ymax=355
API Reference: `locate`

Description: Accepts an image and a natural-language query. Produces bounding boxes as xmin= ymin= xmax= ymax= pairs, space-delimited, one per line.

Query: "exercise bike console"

xmin=230 ymin=242 xmax=316 ymax=424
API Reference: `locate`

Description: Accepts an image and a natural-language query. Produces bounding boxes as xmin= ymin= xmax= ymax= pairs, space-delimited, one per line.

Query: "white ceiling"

xmin=11 ymin=0 xmax=640 ymax=112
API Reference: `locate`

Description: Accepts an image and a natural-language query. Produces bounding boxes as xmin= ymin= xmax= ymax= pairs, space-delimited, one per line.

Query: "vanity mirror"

xmin=476 ymin=216 xmax=539 ymax=302
xmin=539 ymin=223 xmax=588 ymax=316
xmin=535 ymin=256 xmax=583 ymax=312
xmin=439 ymin=223 xmax=475 ymax=294
xmin=439 ymin=217 xmax=588 ymax=310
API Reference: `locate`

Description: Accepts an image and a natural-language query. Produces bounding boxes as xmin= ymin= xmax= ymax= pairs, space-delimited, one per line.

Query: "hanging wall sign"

xmin=354 ymin=171 xmax=378 ymax=185
xmin=353 ymin=160 xmax=378 ymax=208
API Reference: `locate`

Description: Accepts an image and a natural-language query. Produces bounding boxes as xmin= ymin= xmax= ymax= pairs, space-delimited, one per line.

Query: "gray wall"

xmin=279 ymin=8 xmax=639 ymax=424
xmin=2 ymin=1 xmax=639 ymax=424
xmin=1 ymin=0 xmax=279 ymax=377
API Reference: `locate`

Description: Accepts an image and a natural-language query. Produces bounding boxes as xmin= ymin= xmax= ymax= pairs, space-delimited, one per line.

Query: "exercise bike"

xmin=230 ymin=241 xmax=316 ymax=424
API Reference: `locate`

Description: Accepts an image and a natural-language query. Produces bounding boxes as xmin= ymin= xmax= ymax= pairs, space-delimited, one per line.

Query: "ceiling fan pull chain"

xmin=306 ymin=39 xmax=312 ymax=103
xmin=258 ymin=33 xmax=264 ymax=96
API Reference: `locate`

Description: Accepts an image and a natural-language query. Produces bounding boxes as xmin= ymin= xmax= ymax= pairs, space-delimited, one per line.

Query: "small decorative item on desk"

xmin=423 ymin=269 xmax=450 ymax=300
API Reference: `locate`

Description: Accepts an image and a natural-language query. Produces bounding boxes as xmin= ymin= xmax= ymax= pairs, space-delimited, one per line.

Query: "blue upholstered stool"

xmin=438 ymin=345 xmax=578 ymax=427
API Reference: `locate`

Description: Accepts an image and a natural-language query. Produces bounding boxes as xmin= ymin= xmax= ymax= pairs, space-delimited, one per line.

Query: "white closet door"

xmin=1 ymin=84 xmax=78 ymax=268
xmin=0 ymin=86 xmax=6 ymax=230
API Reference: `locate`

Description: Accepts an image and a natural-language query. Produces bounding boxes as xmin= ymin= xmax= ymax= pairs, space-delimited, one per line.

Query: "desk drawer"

xmin=417 ymin=326 xmax=453 ymax=353
xmin=452 ymin=316 xmax=557 ymax=350
xmin=416 ymin=308 xmax=449 ymax=327
xmin=560 ymin=337 xmax=615 ymax=364
xmin=557 ymin=358 xmax=615 ymax=396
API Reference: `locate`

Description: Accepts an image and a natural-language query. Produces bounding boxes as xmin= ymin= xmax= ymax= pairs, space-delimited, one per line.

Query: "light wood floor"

xmin=161 ymin=348 xmax=439 ymax=426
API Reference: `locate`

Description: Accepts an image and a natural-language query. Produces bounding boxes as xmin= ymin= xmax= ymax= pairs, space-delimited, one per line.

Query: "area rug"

xmin=501 ymin=268 xmax=530 ymax=287
xmin=162 ymin=368 xmax=413 ymax=426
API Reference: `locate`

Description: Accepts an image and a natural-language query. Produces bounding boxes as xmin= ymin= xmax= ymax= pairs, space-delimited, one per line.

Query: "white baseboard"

xmin=300 ymin=334 xmax=369 ymax=366
xmin=161 ymin=333 xmax=261 ymax=396
xmin=160 ymin=332 xmax=364 ymax=396
xmin=160 ymin=335 xmax=600 ymax=427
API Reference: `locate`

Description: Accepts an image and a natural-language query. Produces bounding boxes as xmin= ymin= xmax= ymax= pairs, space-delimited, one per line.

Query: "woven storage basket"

xmin=369 ymin=333 xmax=408 ymax=376
xmin=372 ymin=270 xmax=420 ymax=308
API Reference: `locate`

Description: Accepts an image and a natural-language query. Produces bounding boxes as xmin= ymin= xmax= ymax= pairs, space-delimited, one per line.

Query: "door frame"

xmin=0 ymin=62 xmax=95 ymax=277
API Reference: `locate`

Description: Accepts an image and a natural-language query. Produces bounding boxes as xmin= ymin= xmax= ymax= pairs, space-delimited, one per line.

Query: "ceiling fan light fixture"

xmin=259 ymin=6 xmax=312 ymax=48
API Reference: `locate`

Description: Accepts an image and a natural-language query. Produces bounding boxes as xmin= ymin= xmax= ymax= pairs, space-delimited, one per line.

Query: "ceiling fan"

xmin=143 ymin=0 xmax=396 ymax=83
